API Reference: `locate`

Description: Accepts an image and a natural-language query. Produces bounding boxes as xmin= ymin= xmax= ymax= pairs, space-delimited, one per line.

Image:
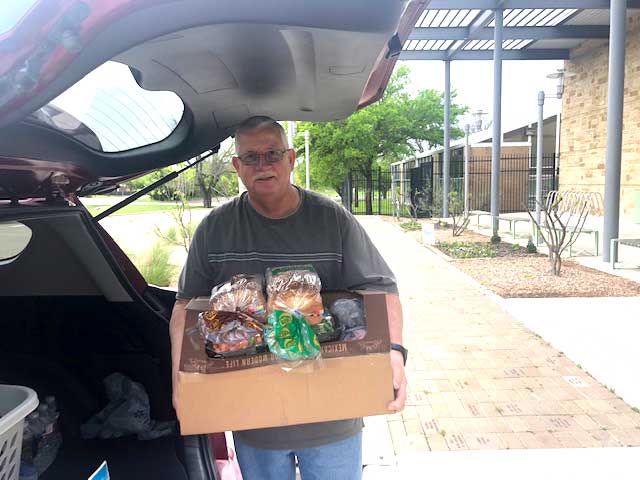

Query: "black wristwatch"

xmin=390 ymin=343 xmax=408 ymax=366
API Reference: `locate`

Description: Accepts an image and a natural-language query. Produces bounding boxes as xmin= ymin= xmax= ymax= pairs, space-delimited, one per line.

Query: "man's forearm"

xmin=386 ymin=294 xmax=404 ymax=345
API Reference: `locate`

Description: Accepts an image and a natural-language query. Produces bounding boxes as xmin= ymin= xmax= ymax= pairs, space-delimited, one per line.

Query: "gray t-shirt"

xmin=177 ymin=187 xmax=397 ymax=449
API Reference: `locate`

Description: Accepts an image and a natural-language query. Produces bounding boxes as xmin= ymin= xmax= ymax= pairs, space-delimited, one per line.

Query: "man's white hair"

xmin=234 ymin=116 xmax=289 ymax=154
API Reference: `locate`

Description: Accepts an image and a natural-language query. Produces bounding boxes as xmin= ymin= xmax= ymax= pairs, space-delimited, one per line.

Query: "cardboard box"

xmin=175 ymin=291 xmax=394 ymax=434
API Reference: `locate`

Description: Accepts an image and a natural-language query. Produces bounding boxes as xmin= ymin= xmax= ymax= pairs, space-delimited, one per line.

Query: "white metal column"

xmin=464 ymin=124 xmax=470 ymax=216
xmin=304 ymin=129 xmax=310 ymax=190
xmin=536 ymin=91 xmax=545 ymax=224
xmin=603 ymin=0 xmax=627 ymax=262
xmin=490 ymin=9 xmax=503 ymax=239
xmin=443 ymin=60 xmax=451 ymax=218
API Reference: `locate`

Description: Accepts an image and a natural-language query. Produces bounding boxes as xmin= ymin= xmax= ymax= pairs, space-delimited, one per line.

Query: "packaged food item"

xmin=199 ymin=274 xmax=268 ymax=357
xmin=265 ymin=310 xmax=321 ymax=361
xmin=209 ymin=274 xmax=267 ymax=322
xmin=330 ymin=298 xmax=367 ymax=341
xmin=266 ymin=265 xmax=324 ymax=324
xmin=198 ymin=311 xmax=264 ymax=357
xmin=310 ymin=311 xmax=343 ymax=343
xmin=198 ymin=310 xmax=266 ymax=358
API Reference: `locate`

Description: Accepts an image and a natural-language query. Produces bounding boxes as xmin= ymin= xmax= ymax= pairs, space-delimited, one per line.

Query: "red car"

xmin=0 ymin=1 xmax=420 ymax=478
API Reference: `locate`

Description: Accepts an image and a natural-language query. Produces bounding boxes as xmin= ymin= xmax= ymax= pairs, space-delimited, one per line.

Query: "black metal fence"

xmin=342 ymin=154 xmax=559 ymax=217
xmin=341 ymin=168 xmax=395 ymax=216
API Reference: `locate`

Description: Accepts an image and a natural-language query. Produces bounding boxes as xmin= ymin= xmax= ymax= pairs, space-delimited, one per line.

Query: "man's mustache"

xmin=253 ymin=173 xmax=276 ymax=181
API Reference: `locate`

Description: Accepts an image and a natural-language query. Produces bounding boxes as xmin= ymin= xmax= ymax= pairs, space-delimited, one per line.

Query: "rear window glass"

xmin=0 ymin=221 xmax=32 ymax=264
xmin=0 ymin=0 xmax=38 ymax=34
xmin=29 ymin=61 xmax=184 ymax=153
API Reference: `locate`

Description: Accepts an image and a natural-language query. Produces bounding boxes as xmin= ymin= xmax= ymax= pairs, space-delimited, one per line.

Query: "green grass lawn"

xmin=349 ymin=197 xmax=416 ymax=217
xmin=313 ymin=188 xmax=341 ymax=199
xmin=86 ymin=202 xmax=206 ymax=216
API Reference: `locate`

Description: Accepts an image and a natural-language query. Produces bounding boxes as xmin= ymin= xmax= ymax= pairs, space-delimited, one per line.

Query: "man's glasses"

xmin=237 ymin=149 xmax=289 ymax=166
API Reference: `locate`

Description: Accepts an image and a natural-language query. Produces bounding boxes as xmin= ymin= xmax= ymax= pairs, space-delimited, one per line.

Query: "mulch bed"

xmin=453 ymin=256 xmax=640 ymax=298
xmin=381 ymin=216 xmax=640 ymax=298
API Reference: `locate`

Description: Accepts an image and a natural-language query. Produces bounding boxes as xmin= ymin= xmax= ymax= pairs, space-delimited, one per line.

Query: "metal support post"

xmin=443 ymin=60 xmax=451 ymax=218
xmin=491 ymin=9 xmax=503 ymax=239
xmin=346 ymin=172 xmax=353 ymax=212
xmin=391 ymin=173 xmax=397 ymax=219
xmin=464 ymin=124 xmax=470 ymax=217
xmin=603 ymin=0 xmax=626 ymax=262
xmin=378 ymin=167 xmax=382 ymax=215
xmin=536 ymin=91 xmax=545 ymax=225
xmin=555 ymin=112 xmax=561 ymax=158
xmin=304 ymin=130 xmax=310 ymax=190
xmin=287 ymin=121 xmax=295 ymax=184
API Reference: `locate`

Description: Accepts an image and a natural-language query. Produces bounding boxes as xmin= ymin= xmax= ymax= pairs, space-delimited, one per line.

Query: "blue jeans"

xmin=234 ymin=431 xmax=362 ymax=480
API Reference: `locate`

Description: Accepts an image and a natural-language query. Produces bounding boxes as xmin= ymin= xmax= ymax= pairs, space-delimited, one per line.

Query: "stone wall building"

xmin=560 ymin=12 xmax=640 ymax=220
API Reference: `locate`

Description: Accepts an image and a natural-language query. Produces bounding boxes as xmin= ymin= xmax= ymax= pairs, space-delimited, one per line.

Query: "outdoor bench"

xmin=610 ymin=238 xmax=640 ymax=269
xmin=475 ymin=211 xmax=599 ymax=256
xmin=567 ymin=226 xmax=599 ymax=256
xmin=542 ymin=225 xmax=600 ymax=256
xmin=474 ymin=211 xmax=531 ymax=239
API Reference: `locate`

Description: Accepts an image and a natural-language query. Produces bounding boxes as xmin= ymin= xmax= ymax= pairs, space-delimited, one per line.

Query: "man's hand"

xmin=387 ymin=350 xmax=407 ymax=412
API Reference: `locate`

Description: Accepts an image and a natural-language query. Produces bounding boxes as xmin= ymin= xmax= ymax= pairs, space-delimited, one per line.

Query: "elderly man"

xmin=170 ymin=116 xmax=407 ymax=480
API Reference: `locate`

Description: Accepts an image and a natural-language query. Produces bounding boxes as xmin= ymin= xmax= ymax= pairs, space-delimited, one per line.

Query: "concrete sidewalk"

xmin=363 ymin=447 xmax=640 ymax=480
xmin=357 ymin=216 xmax=640 ymax=463
xmin=504 ymin=297 xmax=640 ymax=410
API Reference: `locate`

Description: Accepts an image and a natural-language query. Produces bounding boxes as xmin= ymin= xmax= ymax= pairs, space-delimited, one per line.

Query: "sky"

xmin=400 ymin=59 xmax=565 ymax=132
xmin=49 ymin=62 xmax=184 ymax=152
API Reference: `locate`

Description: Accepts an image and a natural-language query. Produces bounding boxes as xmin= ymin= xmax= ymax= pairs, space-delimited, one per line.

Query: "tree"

xmin=448 ymin=191 xmax=470 ymax=237
xmin=295 ymin=65 xmax=466 ymax=214
xmin=194 ymin=143 xmax=236 ymax=207
xmin=126 ymin=166 xmax=176 ymax=201
xmin=525 ymin=192 xmax=593 ymax=276
xmin=121 ymin=144 xmax=238 ymax=205
xmin=154 ymin=191 xmax=196 ymax=253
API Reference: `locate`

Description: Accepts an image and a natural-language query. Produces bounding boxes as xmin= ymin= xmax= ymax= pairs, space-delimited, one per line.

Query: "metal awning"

xmin=399 ymin=0 xmax=632 ymax=262
xmin=400 ymin=1 xmax=640 ymax=61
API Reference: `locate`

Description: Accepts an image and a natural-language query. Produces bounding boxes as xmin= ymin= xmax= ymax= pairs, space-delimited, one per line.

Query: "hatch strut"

xmin=94 ymin=150 xmax=216 ymax=221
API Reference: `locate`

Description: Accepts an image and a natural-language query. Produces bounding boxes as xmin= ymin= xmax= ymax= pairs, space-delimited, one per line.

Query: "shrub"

xmin=400 ymin=221 xmax=422 ymax=231
xmin=448 ymin=191 xmax=470 ymax=237
xmin=154 ymin=194 xmax=198 ymax=252
xmin=164 ymin=225 xmax=179 ymax=244
xmin=438 ymin=241 xmax=497 ymax=259
xmin=525 ymin=192 xmax=594 ymax=275
xmin=136 ymin=241 xmax=177 ymax=287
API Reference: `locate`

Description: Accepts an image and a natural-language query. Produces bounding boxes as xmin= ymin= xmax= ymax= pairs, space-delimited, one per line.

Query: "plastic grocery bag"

xmin=330 ymin=298 xmax=367 ymax=341
xmin=215 ymin=447 xmax=243 ymax=480
xmin=80 ymin=373 xmax=175 ymax=440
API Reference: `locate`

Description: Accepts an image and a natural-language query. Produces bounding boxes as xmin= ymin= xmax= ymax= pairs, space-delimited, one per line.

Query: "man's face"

xmin=232 ymin=127 xmax=295 ymax=200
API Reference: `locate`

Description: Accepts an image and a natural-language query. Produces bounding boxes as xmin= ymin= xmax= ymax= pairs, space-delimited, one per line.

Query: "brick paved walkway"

xmin=359 ymin=216 xmax=640 ymax=453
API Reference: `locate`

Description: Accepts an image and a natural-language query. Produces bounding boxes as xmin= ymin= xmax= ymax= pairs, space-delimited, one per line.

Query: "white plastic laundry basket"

xmin=0 ymin=386 xmax=38 ymax=480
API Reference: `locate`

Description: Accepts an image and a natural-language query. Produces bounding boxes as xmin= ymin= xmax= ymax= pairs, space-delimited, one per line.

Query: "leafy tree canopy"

xmin=294 ymin=65 xmax=467 ymax=195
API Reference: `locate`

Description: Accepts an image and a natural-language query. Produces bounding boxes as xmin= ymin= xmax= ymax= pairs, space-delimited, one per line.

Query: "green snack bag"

xmin=311 ymin=315 xmax=335 ymax=336
xmin=266 ymin=310 xmax=321 ymax=361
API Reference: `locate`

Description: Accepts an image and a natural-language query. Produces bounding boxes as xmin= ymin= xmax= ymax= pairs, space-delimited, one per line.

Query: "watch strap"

xmin=390 ymin=343 xmax=408 ymax=365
